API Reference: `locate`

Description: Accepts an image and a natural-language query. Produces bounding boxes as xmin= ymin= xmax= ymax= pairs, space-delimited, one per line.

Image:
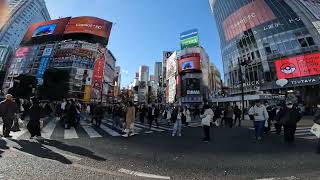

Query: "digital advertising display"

xmin=32 ymin=24 xmax=57 ymax=37
xmin=274 ymin=52 xmax=320 ymax=79
xmin=64 ymin=16 xmax=112 ymax=40
xmin=180 ymin=29 xmax=199 ymax=50
xmin=178 ymin=55 xmax=201 ymax=73
xmin=21 ymin=17 xmax=71 ymax=45
xmin=15 ymin=47 xmax=30 ymax=57
xmin=222 ymin=0 xmax=276 ymax=41
xmin=182 ymin=78 xmax=201 ymax=96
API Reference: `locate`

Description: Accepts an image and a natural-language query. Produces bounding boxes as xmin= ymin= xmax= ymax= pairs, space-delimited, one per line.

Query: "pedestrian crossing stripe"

xmin=248 ymin=127 xmax=318 ymax=140
xmin=0 ymin=117 xmax=175 ymax=140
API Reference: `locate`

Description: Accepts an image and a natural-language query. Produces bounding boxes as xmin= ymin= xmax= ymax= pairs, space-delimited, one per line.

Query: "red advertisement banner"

xmin=275 ymin=52 xmax=320 ymax=79
xmin=222 ymin=0 xmax=276 ymax=41
xmin=92 ymin=56 xmax=105 ymax=90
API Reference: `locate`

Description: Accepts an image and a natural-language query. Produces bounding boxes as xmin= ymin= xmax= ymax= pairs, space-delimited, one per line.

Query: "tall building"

xmin=114 ymin=66 xmax=121 ymax=97
xmin=0 ymin=0 xmax=50 ymax=69
xmin=154 ymin=61 xmax=162 ymax=84
xmin=139 ymin=65 xmax=149 ymax=82
xmin=210 ymin=0 xmax=320 ymax=106
xmin=4 ymin=16 xmax=113 ymax=102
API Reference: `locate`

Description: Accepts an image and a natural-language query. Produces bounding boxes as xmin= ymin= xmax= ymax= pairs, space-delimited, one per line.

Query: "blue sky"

xmin=45 ymin=0 xmax=222 ymax=87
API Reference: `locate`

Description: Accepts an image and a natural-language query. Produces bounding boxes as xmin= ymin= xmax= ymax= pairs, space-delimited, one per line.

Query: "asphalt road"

xmin=0 ymin=117 xmax=320 ymax=180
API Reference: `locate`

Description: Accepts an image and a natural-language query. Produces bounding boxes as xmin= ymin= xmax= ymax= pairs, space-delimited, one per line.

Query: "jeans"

xmin=113 ymin=116 xmax=122 ymax=129
xmin=172 ymin=119 xmax=182 ymax=136
xmin=203 ymin=125 xmax=210 ymax=141
xmin=254 ymin=121 xmax=265 ymax=139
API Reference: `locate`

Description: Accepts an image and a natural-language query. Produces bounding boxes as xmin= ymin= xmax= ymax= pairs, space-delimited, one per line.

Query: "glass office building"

xmin=210 ymin=0 xmax=320 ymax=106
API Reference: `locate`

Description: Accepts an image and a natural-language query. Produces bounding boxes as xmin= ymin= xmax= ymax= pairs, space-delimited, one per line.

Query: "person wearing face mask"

xmin=276 ymin=101 xmax=302 ymax=145
xmin=313 ymin=103 xmax=320 ymax=154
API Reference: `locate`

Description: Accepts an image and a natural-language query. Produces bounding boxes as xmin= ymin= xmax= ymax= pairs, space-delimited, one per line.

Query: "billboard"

xmin=182 ymin=78 xmax=201 ymax=96
xmin=64 ymin=16 xmax=112 ymax=40
xmin=15 ymin=47 xmax=30 ymax=57
xmin=166 ymin=52 xmax=177 ymax=79
xmin=274 ymin=52 xmax=320 ymax=79
xmin=42 ymin=45 xmax=54 ymax=57
xmin=178 ymin=55 xmax=201 ymax=73
xmin=32 ymin=24 xmax=57 ymax=37
xmin=21 ymin=17 xmax=71 ymax=45
xmin=222 ymin=0 xmax=276 ymax=41
xmin=36 ymin=57 xmax=50 ymax=83
xmin=180 ymin=29 xmax=199 ymax=50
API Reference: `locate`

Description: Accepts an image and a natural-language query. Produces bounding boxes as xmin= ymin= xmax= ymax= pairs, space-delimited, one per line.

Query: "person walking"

xmin=139 ymin=105 xmax=146 ymax=124
xmin=148 ymin=104 xmax=159 ymax=130
xmin=166 ymin=107 xmax=172 ymax=125
xmin=113 ymin=104 xmax=123 ymax=130
xmin=224 ymin=105 xmax=234 ymax=128
xmin=66 ymin=100 xmax=77 ymax=129
xmin=276 ymin=101 xmax=301 ymax=145
xmin=248 ymin=100 xmax=269 ymax=142
xmin=214 ymin=106 xmax=222 ymax=127
xmin=123 ymin=102 xmax=135 ymax=137
xmin=0 ymin=94 xmax=18 ymax=138
xmin=200 ymin=104 xmax=214 ymax=142
xmin=313 ymin=103 xmax=320 ymax=154
xmin=27 ymin=98 xmax=42 ymax=139
xmin=185 ymin=106 xmax=191 ymax=126
xmin=93 ymin=103 xmax=104 ymax=127
xmin=233 ymin=105 xmax=241 ymax=127
xmin=172 ymin=107 xmax=182 ymax=137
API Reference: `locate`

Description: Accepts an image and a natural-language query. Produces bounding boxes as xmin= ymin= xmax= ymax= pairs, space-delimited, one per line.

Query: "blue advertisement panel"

xmin=36 ymin=57 xmax=50 ymax=84
xmin=180 ymin=29 xmax=198 ymax=40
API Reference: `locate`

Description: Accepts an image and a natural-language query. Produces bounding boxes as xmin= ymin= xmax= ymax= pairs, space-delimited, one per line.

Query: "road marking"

xmin=64 ymin=127 xmax=79 ymax=139
xmin=81 ymin=121 xmax=102 ymax=138
xmin=10 ymin=146 xmax=81 ymax=162
xmin=41 ymin=119 xmax=56 ymax=139
xmin=0 ymin=124 xmax=28 ymax=140
xmin=134 ymin=123 xmax=165 ymax=132
xmin=134 ymin=122 xmax=172 ymax=131
xmin=295 ymin=132 xmax=312 ymax=135
xmin=302 ymin=136 xmax=318 ymax=140
xmin=100 ymin=124 xmax=121 ymax=136
xmin=256 ymin=176 xmax=298 ymax=180
xmin=118 ymin=168 xmax=171 ymax=179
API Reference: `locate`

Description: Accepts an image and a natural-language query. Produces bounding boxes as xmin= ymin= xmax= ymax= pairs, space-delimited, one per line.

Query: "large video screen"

xmin=222 ymin=0 xmax=276 ymax=41
xmin=32 ymin=24 xmax=57 ymax=37
xmin=182 ymin=78 xmax=201 ymax=96
xmin=274 ymin=52 xmax=320 ymax=79
xmin=64 ymin=16 xmax=112 ymax=39
xmin=178 ymin=55 xmax=201 ymax=73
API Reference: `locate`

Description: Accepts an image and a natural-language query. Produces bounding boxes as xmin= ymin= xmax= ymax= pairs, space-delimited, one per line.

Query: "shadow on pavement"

xmin=40 ymin=139 xmax=106 ymax=161
xmin=10 ymin=139 xmax=73 ymax=164
xmin=0 ymin=138 xmax=9 ymax=158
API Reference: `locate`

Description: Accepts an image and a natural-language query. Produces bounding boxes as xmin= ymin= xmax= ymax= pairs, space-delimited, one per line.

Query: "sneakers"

xmin=122 ymin=134 xmax=129 ymax=138
xmin=178 ymin=134 xmax=182 ymax=137
xmin=172 ymin=133 xmax=175 ymax=137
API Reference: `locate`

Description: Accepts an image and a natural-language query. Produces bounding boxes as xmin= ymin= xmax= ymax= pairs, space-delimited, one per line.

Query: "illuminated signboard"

xmin=180 ymin=29 xmax=199 ymax=50
xmin=32 ymin=24 xmax=57 ymax=37
xmin=274 ymin=52 xmax=320 ymax=79
xmin=15 ymin=47 xmax=30 ymax=57
xmin=64 ymin=17 xmax=112 ymax=40
xmin=222 ymin=0 xmax=276 ymax=41
xmin=178 ymin=55 xmax=201 ymax=73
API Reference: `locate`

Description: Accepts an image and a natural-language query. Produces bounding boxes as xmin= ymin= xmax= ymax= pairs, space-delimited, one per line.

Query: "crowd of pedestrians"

xmin=0 ymin=93 xmax=319 ymax=154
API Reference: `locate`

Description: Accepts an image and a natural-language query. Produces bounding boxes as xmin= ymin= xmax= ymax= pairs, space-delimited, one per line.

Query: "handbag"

xmin=310 ymin=123 xmax=320 ymax=138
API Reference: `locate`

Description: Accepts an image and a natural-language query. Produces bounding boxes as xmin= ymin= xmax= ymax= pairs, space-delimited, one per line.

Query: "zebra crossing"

xmin=249 ymin=126 xmax=318 ymax=140
xmin=0 ymin=118 xmax=174 ymax=140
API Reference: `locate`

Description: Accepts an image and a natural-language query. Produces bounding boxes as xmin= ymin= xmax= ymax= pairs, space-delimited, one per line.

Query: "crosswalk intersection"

xmin=249 ymin=126 xmax=318 ymax=140
xmin=0 ymin=118 xmax=174 ymax=140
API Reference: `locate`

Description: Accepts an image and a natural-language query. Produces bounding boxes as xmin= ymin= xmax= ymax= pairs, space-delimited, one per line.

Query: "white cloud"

xmin=122 ymin=69 xmax=129 ymax=75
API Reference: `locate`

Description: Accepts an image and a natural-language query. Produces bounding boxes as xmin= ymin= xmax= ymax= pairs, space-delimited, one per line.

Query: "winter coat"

xmin=276 ymin=107 xmax=301 ymax=126
xmin=248 ymin=105 xmax=269 ymax=122
xmin=200 ymin=108 xmax=214 ymax=126
xmin=126 ymin=106 xmax=135 ymax=129
xmin=185 ymin=109 xmax=191 ymax=123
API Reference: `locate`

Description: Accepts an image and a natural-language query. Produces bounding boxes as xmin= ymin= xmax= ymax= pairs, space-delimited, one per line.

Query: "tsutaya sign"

xmin=276 ymin=77 xmax=320 ymax=88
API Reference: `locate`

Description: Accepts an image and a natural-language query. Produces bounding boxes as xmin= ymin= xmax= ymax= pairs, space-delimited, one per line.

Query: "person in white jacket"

xmin=184 ymin=106 xmax=191 ymax=126
xmin=200 ymin=104 xmax=214 ymax=142
xmin=248 ymin=100 xmax=269 ymax=141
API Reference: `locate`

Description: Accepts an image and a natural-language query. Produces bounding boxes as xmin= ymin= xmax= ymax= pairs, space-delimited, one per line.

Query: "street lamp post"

xmin=238 ymin=58 xmax=249 ymax=121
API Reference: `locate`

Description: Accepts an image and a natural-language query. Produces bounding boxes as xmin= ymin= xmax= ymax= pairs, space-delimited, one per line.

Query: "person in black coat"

xmin=27 ymin=98 xmax=41 ymax=139
xmin=276 ymin=101 xmax=302 ymax=144
xmin=66 ymin=100 xmax=77 ymax=129
xmin=148 ymin=104 xmax=159 ymax=130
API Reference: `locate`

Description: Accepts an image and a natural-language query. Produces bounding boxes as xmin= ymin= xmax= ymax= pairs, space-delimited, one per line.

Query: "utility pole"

xmin=238 ymin=58 xmax=249 ymax=121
